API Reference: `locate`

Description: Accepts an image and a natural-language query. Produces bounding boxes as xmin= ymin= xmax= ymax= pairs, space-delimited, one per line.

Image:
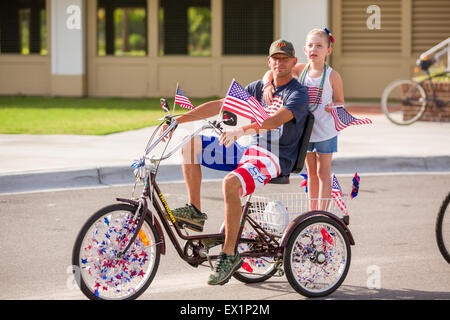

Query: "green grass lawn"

xmin=0 ymin=96 xmax=216 ymax=135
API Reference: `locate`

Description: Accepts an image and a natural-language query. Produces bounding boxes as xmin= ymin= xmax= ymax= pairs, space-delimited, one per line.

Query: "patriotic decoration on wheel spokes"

xmin=330 ymin=106 xmax=372 ymax=132
xmin=238 ymin=221 xmax=276 ymax=274
xmin=332 ymin=174 xmax=348 ymax=215
xmin=175 ymin=85 xmax=195 ymax=110
xmin=222 ymin=79 xmax=270 ymax=127
xmin=79 ymin=212 xmax=155 ymax=298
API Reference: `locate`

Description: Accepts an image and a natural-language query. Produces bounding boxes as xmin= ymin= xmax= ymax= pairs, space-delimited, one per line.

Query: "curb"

xmin=1 ymin=156 xmax=449 ymax=194
xmin=0 ymin=165 xmax=228 ymax=194
xmin=332 ymin=156 xmax=450 ymax=173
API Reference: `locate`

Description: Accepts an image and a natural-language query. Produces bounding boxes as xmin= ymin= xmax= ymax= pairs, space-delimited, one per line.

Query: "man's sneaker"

xmin=207 ymin=251 xmax=243 ymax=286
xmin=171 ymin=203 xmax=207 ymax=232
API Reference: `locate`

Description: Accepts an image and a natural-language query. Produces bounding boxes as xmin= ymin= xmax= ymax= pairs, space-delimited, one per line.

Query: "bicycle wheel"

xmin=381 ymin=79 xmax=427 ymax=125
xmin=284 ymin=216 xmax=351 ymax=298
xmin=72 ymin=203 xmax=161 ymax=300
xmin=436 ymin=191 xmax=450 ymax=264
xmin=232 ymin=220 xmax=278 ymax=283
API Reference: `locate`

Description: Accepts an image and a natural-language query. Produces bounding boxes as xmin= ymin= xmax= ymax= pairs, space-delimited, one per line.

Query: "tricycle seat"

xmin=268 ymin=175 xmax=290 ymax=184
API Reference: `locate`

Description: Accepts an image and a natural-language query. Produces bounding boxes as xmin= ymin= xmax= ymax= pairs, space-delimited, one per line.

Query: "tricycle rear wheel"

xmin=284 ymin=215 xmax=351 ymax=297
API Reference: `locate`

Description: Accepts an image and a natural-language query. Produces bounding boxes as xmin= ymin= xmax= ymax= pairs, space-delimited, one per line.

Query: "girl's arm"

xmin=291 ymin=63 xmax=305 ymax=79
xmin=325 ymin=70 xmax=345 ymax=112
xmin=262 ymin=63 xmax=305 ymax=105
xmin=263 ymin=70 xmax=275 ymax=105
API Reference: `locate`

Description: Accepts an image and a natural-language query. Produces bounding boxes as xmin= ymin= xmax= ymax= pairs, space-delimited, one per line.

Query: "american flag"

xmin=330 ymin=106 xmax=372 ymax=132
xmin=332 ymin=174 xmax=348 ymax=215
xmin=222 ymin=80 xmax=270 ymax=127
xmin=175 ymin=86 xmax=194 ymax=110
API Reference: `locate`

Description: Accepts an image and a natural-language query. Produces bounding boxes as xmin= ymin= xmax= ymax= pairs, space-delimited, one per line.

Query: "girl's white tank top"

xmin=300 ymin=65 xmax=338 ymax=142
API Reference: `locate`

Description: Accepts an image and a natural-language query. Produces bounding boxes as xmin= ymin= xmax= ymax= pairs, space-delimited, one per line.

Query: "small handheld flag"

xmin=222 ymin=80 xmax=270 ymax=127
xmin=175 ymin=85 xmax=194 ymax=110
xmin=330 ymin=106 xmax=372 ymax=132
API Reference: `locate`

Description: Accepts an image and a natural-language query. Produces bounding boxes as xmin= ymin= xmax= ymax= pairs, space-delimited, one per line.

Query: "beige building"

xmin=0 ymin=0 xmax=448 ymax=99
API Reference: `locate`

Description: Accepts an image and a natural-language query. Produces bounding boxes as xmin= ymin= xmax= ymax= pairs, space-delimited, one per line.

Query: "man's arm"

xmin=219 ymin=108 xmax=294 ymax=147
xmin=176 ymin=98 xmax=224 ymax=124
xmin=159 ymin=98 xmax=224 ymax=140
xmin=245 ymin=107 xmax=293 ymax=132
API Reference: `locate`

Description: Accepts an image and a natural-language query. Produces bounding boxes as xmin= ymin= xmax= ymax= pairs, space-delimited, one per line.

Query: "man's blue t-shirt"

xmin=245 ymin=78 xmax=309 ymax=176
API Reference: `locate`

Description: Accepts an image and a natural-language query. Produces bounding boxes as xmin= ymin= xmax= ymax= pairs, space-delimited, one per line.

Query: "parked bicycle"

xmin=436 ymin=191 xmax=450 ymax=264
xmin=72 ymin=99 xmax=355 ymax=300
xmin=381 ymin=57 xmax=449 ymax=125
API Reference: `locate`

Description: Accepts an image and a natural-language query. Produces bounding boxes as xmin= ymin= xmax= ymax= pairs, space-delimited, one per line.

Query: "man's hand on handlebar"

xmin=159 ymin=123 xmax=174 ymax=142
xmin=219 ymin=128 xmax=244 ymax=148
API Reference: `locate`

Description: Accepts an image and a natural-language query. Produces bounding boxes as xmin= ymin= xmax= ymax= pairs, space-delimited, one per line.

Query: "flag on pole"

xmin=332 ymin=174 xmax=348 ymax=215
xmin=330 ymin=106 xmax=372 ymax=132
xmin=222 ymin=80 xmax=270 ymax=127
xmin=175 ymin=85 xmax=194 ymax=110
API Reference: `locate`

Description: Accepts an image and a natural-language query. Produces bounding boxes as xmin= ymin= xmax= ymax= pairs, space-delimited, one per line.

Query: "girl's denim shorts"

xmin=307 ymin=135 xmax=338 ymax=154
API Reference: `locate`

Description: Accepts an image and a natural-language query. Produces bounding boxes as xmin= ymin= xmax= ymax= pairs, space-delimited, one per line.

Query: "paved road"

xmin=1 ymin=173 xmax=449 ymax=300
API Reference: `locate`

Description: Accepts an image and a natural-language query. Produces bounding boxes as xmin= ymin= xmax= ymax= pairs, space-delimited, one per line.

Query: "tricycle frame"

xmin=116 ymin=168 xmax=286 ymax=268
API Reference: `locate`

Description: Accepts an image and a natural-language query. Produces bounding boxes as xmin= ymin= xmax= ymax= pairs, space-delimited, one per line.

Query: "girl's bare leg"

xmin=305 ymin=152 xmax=319 ymax=210
xmin=316 ymin=153 xmax=333 ymax=210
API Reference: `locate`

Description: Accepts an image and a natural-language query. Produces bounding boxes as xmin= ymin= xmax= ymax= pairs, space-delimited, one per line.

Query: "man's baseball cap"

xmin=269 ymin=39 xmax=295 ymax=57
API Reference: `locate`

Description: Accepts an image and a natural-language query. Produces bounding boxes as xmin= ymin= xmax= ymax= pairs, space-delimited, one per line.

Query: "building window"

xmin=0 ymin=0 xmax=47 ymax=55
xmin=223 ymin=0 xmax=273 ymax=55
xmin=97 ymin=0 xmax=147 ymax=56
xmin=159 ymin=0 xmax=211 ymax=56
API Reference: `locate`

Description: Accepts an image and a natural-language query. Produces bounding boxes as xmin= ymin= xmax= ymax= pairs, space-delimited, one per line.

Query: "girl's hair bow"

xmin=324 ymin=28 xmax=335 ymax=44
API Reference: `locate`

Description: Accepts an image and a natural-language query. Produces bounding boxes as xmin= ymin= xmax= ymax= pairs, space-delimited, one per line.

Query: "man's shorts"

xmin=199 ymin=135 xmax=280 ymax=197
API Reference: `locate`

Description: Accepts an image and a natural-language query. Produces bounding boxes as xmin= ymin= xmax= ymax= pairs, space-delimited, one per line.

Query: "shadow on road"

xmin=245 ymin=281 xmax=450 ymax=300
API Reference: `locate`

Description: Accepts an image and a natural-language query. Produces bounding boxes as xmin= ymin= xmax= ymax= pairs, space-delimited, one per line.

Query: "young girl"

xmin=263 ymin=28 xmax=344 ymax=210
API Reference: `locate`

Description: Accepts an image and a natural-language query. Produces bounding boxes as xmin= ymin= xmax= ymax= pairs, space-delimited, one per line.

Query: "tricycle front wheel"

xmin=72 ymin=203 xmax=161 ymax=300
xmin=284 ymin=216 xmax=351 ymax=298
